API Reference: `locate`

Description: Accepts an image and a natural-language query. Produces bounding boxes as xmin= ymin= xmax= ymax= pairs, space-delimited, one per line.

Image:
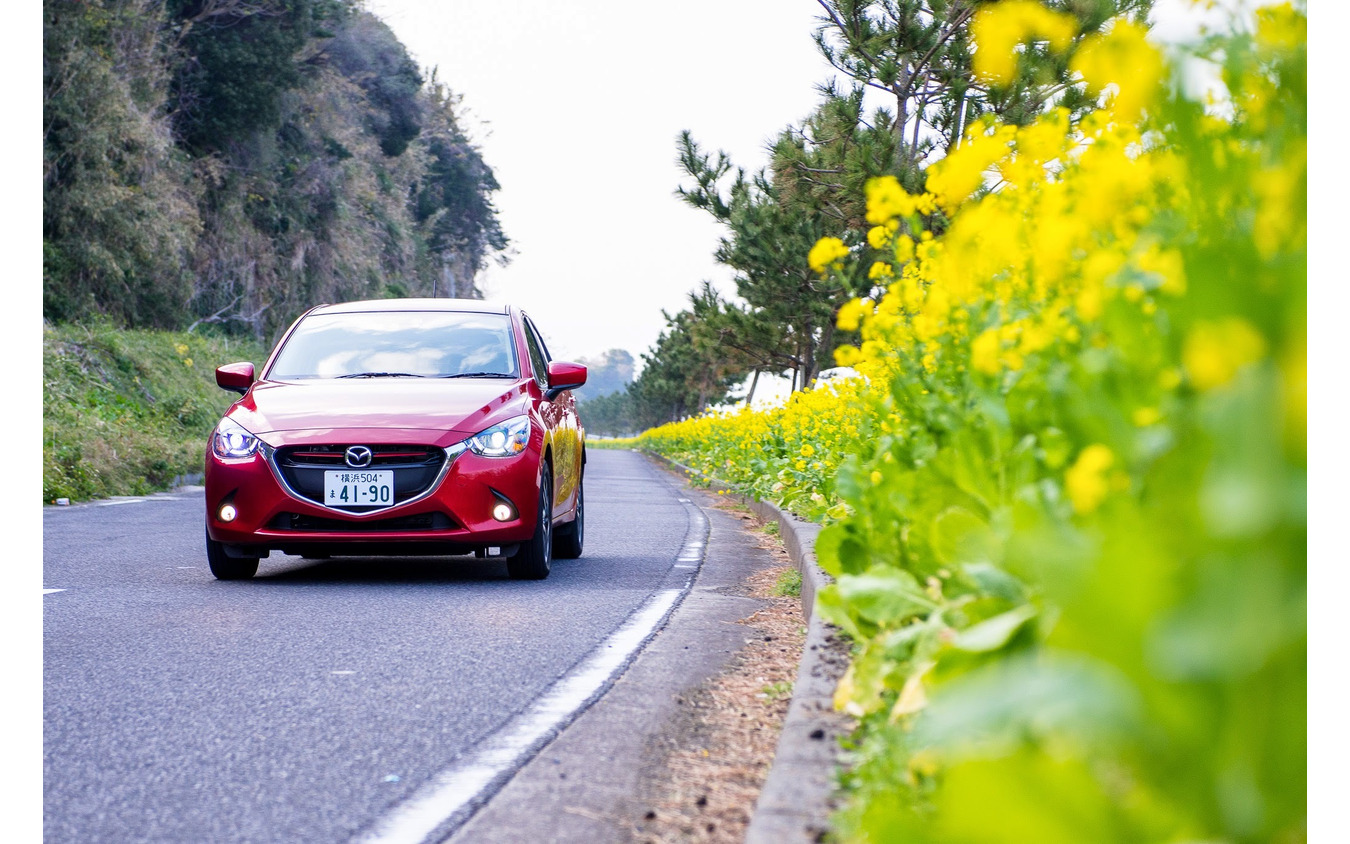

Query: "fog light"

xmin=492 ymin=502 xmax=514 ymax=522
xmin=219 ymin=504 xmax=238 ymax=523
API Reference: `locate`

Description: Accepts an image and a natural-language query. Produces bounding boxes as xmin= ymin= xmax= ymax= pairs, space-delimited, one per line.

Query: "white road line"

xmin=357 ymin=589 xmax=684 ymax=844
xmin=95 ymin=499 xmax=146 ymax=506
xmin=357 ymin=496 xmax=710 ymax=844
xmin=44 ymin=589 xmax=65 ymax=595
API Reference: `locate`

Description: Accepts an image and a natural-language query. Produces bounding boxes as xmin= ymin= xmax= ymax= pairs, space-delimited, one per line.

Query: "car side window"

xmin=529 ymin=320 xmax=553 ymax=362
xmin=522 ymin=317 xmax=549 ymax=389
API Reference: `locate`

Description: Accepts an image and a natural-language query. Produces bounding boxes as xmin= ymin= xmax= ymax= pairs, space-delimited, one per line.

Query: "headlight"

xmin=466 ymin=415 xmax=531 ymax=457
xmin=212 ymin=417 xmax=262 ymax=460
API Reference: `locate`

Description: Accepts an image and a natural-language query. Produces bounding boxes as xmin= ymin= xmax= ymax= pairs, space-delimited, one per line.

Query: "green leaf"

xmin=951 ymin=604 xmax=1038 ymax=653
xmin=932 ymin=505 xmax=1000 ymax=568
xmin=964 ymin=561 xmax=1027 ymax=603
xmin=934 ymin=750 xmax=1121 ymax=844
xmin=835 ymin=567 xmax=939 ymax=626
xmin=814 ymin=583 xmax=865 ymax=641
xmin=815 ymin=521 xmax=870 ymax=576
xmin=916 ymin=653 xmax=1141 ymax=754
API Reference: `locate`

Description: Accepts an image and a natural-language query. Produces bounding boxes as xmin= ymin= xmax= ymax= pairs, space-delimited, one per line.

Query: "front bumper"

xmin=205 ymin=437 xmax=542 ymax=558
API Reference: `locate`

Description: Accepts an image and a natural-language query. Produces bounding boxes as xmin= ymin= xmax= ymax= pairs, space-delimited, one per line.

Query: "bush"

xmin=636 ymin=375 xmax=878 ymax=523
xmin=638 ymin=4 xmax=1306 ymax=841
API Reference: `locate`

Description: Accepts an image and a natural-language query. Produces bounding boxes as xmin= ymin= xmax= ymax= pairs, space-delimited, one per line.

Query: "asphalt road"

xmin=43 ymin=449 xmax=703 ymax=843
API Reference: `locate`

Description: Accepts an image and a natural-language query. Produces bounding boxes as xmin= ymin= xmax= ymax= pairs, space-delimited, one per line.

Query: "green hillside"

xmin=44 ymin=0 xmax=506 ymax=342
xmin=43 ymin=323 xmax=268 ymax=502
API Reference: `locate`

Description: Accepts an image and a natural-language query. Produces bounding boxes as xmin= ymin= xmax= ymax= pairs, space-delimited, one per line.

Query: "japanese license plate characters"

xmin=324 ymin=470 xmax=394 ymax=506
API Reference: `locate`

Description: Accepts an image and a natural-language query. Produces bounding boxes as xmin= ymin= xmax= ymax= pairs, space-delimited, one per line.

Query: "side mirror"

xmin=545 ymin=361 xmax=587 ymax=400
xmin=216 ymin=362 xmax=256 ymax=396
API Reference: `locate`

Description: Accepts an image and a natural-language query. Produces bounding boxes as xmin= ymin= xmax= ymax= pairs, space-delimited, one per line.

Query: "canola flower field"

xmin=621 ymin=3 xmax=1306 ymax=841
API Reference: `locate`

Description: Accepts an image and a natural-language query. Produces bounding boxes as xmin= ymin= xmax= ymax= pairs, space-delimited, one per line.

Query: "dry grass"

xmin=625 ymin=503 xmax=807 ymax=843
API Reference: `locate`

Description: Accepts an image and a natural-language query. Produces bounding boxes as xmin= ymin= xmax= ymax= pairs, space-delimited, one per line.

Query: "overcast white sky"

xmin=359 ymin=0 xmax=1264 ymax=367
xmin=360 ymin=0 xmax=829 ymax=365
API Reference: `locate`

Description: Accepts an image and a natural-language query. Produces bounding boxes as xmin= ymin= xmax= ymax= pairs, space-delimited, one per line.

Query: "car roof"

xmin=307 ymin=298 xmax=511 ymax=316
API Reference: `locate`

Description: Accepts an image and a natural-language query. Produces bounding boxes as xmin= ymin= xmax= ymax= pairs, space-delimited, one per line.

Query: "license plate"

xmin=324 ymin=470 xmax=394 ymax=506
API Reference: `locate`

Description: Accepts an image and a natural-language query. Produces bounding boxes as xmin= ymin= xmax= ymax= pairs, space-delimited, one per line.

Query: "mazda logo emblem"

xmin=345 ymin=446 xmax=373 ymax=468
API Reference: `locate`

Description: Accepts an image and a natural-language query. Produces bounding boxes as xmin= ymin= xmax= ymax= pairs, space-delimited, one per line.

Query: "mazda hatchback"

xmin=204 ymin=299 xmax=587 ymax=581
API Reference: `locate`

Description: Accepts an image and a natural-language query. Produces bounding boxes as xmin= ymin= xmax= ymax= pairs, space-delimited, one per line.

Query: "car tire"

xmin=206 ymin=526 xmax=259 ymax=580
xmin=553 ymin=476 xmax=583 ymax=560
xmin=507 ymin=471 xmax=552 ymax=580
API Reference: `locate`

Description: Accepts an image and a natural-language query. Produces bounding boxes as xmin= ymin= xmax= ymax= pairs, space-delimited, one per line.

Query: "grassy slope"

xmin=43 ymin=323 xmax=269 ymax=502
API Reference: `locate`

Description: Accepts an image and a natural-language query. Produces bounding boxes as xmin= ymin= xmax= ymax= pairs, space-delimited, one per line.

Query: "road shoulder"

xmin=649 ymin=454 xmax=857 ymax=844
xmin=448 ymin=475 xmax=797 ymax=843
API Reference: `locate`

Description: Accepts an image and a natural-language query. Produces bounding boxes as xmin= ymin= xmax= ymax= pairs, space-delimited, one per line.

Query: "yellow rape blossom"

xmin=837 ymin=298 xmax=869 ymax=333
xmin=1071 ymin=21 xmax=1164 ymax=120
xmin=808 ymin=237 xmax=850 ymax=274
xmin=971 ymin=0 xmax=1077 ymax=85
xmin=1253 ymin=139 xmax=1306 ymax=260
xmin=925 ymin=123 xmax=1017 ymax=212
xmin=835 ymin=345 xmax=862 ymax=367
xmin=1132 ymin=407 xmax=1162 ymax=427
xmin=1183 ymin=318 xmax=1268 ymax=391
xmin=893 ymin=234 xmax=916 ymax=264
xmin=865 ymin=176 xmax=917 ymax=224
xmin=1256 ymin=2 xmax=1306 ymax=56
xmin=631 ymin=17 xmax=1308 ymax=839
xmin=634 ymin=21 xmax=1306 ymax=838
xmin=1065 ymin=444 xmax=1115 ymax=514
xmin=971 ymin=328 xmax=1001 ymax=375
xmin=1137 ymin=244 xmax=1187 ymax=296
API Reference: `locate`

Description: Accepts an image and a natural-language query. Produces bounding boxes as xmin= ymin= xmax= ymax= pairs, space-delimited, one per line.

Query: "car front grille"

xmin=268 ymin=511 xmax=457 ymax=533
xmin=272 ymin=444 xmax=448 ymax=512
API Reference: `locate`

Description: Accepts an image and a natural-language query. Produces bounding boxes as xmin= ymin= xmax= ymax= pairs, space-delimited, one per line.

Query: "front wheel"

xmin=553 ymin=476 xmax=583 ymax=560
xmin=507 ymin=471 xmax=553 ymax=580
xmin=206 ymin=526 xmax=258 ymax=580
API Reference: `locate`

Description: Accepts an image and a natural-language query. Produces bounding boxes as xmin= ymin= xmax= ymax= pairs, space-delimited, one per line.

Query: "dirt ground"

xmin=620 ymin=499 xmax=808 ymax=843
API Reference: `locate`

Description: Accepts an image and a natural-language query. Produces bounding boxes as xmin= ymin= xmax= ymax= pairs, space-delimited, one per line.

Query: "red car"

xmin=203 ymin=299 xmax=587 ymax=581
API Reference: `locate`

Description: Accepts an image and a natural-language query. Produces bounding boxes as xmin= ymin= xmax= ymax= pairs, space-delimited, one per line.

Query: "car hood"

xmin=227 ymin=378 xmax=533 ymax=447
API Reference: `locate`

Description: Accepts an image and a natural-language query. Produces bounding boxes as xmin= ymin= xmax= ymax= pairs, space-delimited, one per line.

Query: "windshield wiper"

xmin=337 ymin=372 xmax=425 ymax=379
xmin=436 ymin=372 xmax=516 ymax=379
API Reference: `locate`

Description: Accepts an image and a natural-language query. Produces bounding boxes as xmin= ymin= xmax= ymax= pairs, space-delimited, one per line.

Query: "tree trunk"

xmin=818 ymin=316 xmax=836 ymax=378
xmin=802 ymin=327 xmax=818 ymax=389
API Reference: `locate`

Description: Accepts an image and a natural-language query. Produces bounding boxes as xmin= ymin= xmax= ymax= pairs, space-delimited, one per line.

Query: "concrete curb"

xmin=641 ymin=452 xmax=853 ymax=844
xmin=171 ymin=471 xmax=205 ymax=488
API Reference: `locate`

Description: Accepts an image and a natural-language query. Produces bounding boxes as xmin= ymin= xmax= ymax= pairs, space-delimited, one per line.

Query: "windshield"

xmin=266 ymin=311 xmax=520 ymax=380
